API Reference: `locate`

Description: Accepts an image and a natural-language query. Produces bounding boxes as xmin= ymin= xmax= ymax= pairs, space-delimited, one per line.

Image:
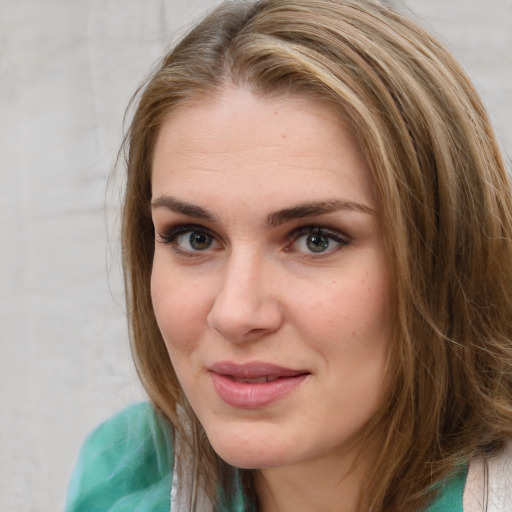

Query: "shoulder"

xmin=65 ymin=402 xmax=173 ymax=512
xmin=424 ymin=466 xmax=467 ymax=512
xmin=464 ymin=440 xmax=512 ymax=512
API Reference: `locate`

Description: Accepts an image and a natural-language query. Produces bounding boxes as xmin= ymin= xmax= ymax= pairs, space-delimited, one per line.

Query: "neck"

xmin=254 ymin=447 xmax=371 ymax=512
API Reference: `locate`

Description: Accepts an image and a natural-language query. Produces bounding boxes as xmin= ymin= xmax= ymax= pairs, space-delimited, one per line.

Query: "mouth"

xmin=231 ymin=375 xmax=281 ymax=383
xmin=209 ymin=361 xmax=309 ymax=380
xmin=208 ymin=361 xmax=310 ymax=409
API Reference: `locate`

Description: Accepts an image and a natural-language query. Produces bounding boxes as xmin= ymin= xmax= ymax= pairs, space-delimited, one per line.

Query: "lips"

xmin=208 ymin=361 xmax=309 ymax=409
xmin=236 ymin=375 xmax=280 ymax=383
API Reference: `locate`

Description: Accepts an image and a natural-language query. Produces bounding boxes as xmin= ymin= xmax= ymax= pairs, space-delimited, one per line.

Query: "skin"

xmin=150 ymin=88 xmax=392 ymax=512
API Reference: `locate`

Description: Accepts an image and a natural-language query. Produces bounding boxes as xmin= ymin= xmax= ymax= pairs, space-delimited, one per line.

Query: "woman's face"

xmin=150 ymin=88 xmax=391 ymax=472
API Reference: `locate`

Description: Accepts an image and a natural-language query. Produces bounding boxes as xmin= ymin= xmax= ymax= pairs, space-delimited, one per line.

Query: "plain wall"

xmin=0 ymin=1 xmax=510 ymax=510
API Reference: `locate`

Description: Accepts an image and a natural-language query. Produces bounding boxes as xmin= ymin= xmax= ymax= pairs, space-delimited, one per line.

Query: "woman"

xmin=66 ymin=1 xmax=512 ymax=511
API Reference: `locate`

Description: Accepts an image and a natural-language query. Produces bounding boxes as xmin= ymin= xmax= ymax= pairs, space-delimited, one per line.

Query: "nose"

xmin=206 ymin=250 xmax=283 ymax=343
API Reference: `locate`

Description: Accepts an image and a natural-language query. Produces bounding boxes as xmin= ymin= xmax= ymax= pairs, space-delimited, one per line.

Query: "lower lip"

xmin=210 ymin=373 xmax=308 ymax=409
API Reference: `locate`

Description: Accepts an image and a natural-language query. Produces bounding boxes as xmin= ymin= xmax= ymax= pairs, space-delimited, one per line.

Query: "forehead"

xmin=151 ymin=88 xmax=375 ymax=210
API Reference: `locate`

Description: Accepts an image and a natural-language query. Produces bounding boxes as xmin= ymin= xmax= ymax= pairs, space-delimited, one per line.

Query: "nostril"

xmin=206 ymin=261 xmax=283 ymax=342
xmin=207 ymin=297 xmax=282 ymax=343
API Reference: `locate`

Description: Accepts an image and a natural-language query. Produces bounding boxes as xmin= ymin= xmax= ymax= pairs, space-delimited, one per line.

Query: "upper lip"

xmin=208 ymin=361 xmax=309 ymax=379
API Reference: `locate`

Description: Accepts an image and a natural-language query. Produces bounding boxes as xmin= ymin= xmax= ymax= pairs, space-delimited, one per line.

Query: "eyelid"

xmin=286 ymin=225 xmax=350 ymax=254
xmin=156 ymin=223 xmax=207 ymax=241
xmin=156 ymin=223 xmax=221 ymax=252
xmin=155 ymin=222 xmax=350 ymax=257
xmin=288 ymin=225 xmax=350 ymax=242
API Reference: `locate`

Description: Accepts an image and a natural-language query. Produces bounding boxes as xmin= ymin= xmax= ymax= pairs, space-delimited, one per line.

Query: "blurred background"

xmin=0 ymin=1 xmax=510 ymax=510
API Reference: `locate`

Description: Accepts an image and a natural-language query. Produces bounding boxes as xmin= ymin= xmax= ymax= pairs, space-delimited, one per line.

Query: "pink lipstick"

xmin=209 ymin=361 xmax=309 ymax=409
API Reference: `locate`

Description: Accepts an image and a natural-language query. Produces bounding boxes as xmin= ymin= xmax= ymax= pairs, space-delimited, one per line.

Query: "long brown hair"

xmin=121 ymin=1 xmax=512 ymax=510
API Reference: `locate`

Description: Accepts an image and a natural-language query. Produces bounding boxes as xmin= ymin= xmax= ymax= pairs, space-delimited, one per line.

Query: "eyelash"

xmin=156 ymin=224 xmax=217 ymax=252
xmin=155 ymin=223 xmax=350 ymax=257
xmin=286 ymin=225 xmax=350 ymax=256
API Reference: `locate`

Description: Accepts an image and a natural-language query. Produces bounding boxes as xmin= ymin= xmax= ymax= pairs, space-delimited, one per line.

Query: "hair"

xmin=120 ymin=0 xmax=512 ymax=510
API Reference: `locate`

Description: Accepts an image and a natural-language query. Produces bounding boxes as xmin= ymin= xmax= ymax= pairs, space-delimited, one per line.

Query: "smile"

xmin=208 ymin=361 xmax=309 ymax=409
xmin=232 ymin=375 xmax=280 ymax=383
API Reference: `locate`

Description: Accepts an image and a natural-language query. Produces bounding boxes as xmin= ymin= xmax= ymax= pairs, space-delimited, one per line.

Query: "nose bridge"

xmin=207 ymin=245 xmax=281 ymax=341
xmin=226 ymin=246 xmax=261 ymax=293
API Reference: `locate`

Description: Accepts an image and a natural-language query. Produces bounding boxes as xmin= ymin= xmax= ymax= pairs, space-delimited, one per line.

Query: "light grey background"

xmin=0 ymin=1 xmax=510 ymax=510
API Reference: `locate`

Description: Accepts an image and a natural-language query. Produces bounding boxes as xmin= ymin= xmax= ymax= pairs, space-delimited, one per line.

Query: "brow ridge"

xmin=151 ymin=195 xmax=217 ymax=221
xmin=151 ymin=195 xmax=374 ymax=226
xmin=267 ymin=199 xmax=375 ymax=227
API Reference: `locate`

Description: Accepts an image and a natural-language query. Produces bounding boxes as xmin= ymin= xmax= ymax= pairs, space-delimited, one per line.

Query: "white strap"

xmin=463 ymin=440 xmax=512 ymax=511
xmin=170 ymin=433 xmax=214 ymax=512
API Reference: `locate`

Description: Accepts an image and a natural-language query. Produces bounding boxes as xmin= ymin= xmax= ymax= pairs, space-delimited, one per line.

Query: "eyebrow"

xmin=151 ymin=195 xmax=374 ymax=227
xmin=151 ymin=195 xmax=218 ymax=222
xmin=267 ymin=199 xmax=375 ymax=227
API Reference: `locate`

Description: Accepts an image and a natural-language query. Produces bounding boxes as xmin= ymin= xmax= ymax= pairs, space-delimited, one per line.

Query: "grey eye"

xmin=290 ymin=227 xmax=348 ymax=255
xmin=305 ymin=233 xmax=330 ymax=253
xmin=178 ymin=231 xmax=214 ymax=251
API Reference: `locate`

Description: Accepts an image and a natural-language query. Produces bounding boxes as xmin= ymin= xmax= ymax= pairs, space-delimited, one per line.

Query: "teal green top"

xmin=65 ymin=402 xmax=467 ymax=512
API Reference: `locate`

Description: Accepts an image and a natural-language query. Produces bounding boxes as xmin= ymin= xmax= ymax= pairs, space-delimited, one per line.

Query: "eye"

xmin=156 ymin=224 xmax=220 ymax=254
xmin=289 ymin=226 xmax=349 ymax=255
xmin=177 ymin=231 xmax=214 ymax=251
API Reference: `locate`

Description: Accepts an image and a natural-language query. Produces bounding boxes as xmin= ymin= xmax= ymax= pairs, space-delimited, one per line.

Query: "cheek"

xmin=296 ymin=266 xmax=392 ymax=400
xmin=346 ymin=264 xmax=390 ymax=327
xmin=296 ymin=267 xmax=390 ymax=340
xmin=150 ymin=259 xmax=209 ymax=357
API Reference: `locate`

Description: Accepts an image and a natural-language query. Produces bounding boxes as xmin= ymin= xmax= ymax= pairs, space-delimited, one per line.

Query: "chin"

xmin=206 ymin=426 xmax=296 ymax=469
xmin=214 ymin=447 xmax=289 ymax=470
